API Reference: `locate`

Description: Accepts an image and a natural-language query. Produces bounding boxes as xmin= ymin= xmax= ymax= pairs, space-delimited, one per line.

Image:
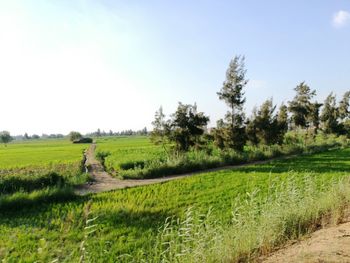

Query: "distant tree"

xmin=321 ymin=93 xmax=339 ymax=134
xmin=24 ymin=132 xmax=30 ymax=140
xmin=68 ymin=131 xmax=83 ymax=142
xmin=96 ymin=128 xmax=101 ymax=137
xmin=32 ymin=134 xmax=40 ymax=139
xmin=170 ymin=103 xmax=209 ymax=151
xmin=217 ymin=55 xmax=248 ymax=151
xmin=141 ymin=127 xmax=148 ymax=135
xmin=246 ymin=107 xmax=259 ymax=146
xmin=254 ymin=99 xmax=277 ymax=145
xmin=276 ymin=103 xmax=289 ymax=144
xmin=0 ymin=131 xmax=13 ymax=146
xmin=338 ymin=91 xmax=350 ymax=135
xmin=338 ymin=91 xmax=350 ymax=121
xmin=212 ymin=119 xmax=228 ymax=149
xmin=151 ymin=106 xmax=170 ymax=152
xmin=309 ymin=102 xmax=323 ymax=134
xmin=288 ymin=82 xmax=316 ymax=129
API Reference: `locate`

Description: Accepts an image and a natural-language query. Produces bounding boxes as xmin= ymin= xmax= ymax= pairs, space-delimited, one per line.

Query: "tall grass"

xmin=145 ymin=174 xmax=350 ymax=262
xmin=117 ymin=134 xmax=349 ymax=179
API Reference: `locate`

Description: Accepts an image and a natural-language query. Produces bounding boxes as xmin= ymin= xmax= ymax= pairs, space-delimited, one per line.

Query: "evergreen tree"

xmin=217 ymin=56 xmax=248 ymax=151
xmin=309 ymin=102 xmax=323 ymax=134
xmin=150 ymin=106 xmax=170 ymax=152
xmin=276 ymin=103 xmax=289 ymax=144
xmin=246 ymin=107 xmax=259 ymax=146
xmin=321 ymin=93 xmax=339 ymax=134
xmin=170 ymin=103 xmax=209 ymax=151
xmin=211 ymin=119 xmax=227 ymax=149
xmin=288 ymin=82 xmax=316 ymax=129
xmin=338 ymin=91 xmax=350 ymax=121
xmin=255 ymin=99 xmax=277 ymax=145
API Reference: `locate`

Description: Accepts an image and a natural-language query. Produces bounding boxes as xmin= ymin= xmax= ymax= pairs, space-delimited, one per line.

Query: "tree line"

xmin=151 ymin=56 xmax=350 ymax=152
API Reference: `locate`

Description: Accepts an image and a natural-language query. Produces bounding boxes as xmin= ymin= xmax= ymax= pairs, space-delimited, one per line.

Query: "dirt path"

xmin=74 ymin=143 xmax=284 ymax=195
xmin=262 ymin=219 xmax=350 ymax=263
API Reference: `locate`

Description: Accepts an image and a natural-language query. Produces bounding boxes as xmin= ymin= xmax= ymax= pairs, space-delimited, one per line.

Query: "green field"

xmin=0 ymin=139 xmax=87 ymax=169
xmin=95 ymin=134 xmax=348 ymax=180
xmin=95 ymin=136 xmax=165 ymax=173
xmin=0 ymin=139 xmax=88 ymax=194
xmin=1 ymin=145 xmax=350 ymax=262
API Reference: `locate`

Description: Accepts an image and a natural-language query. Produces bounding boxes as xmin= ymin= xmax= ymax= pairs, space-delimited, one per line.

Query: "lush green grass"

xmin=0 ymin=139 xmax=87 ymax=169
xmin=0 ymin=139 xmax=88 ymax=194
xmin=96 ymin=134 xmax=349 ymax=179
xmin=1 ymin=147 xmax=350 ymax=262
xmin=95 ymin=136 xmax=165 ymax=172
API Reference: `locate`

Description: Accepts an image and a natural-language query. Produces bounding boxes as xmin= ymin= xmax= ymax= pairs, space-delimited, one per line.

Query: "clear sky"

xmin=0 ymin=0 xmax=349 ymax=135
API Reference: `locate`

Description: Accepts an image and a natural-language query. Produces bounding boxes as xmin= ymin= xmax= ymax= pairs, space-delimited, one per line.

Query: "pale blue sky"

xmin=0 ymin=1 xmax=349 ymax=134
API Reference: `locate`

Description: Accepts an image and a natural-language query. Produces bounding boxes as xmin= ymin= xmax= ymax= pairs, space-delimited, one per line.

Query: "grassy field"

xmin=0 ymin=139 xmax=88 ymax=195
xmin=1 ymin=146 xmax=350 ymax=262
xmin=95 ymin=134 xmax=348 ymax=179
xmin=95 ymin=136 xmax=165 ymax=173
xmin=0 ymin=139 xmax=87 ymax=169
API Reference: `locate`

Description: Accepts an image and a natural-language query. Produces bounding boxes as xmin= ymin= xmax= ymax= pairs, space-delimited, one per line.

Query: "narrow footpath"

xmin=74 ymin=143 xmax=196 ymax=195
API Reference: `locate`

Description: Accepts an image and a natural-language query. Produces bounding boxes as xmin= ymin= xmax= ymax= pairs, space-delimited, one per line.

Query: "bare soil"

xmin=262 ymin=211 xmax=350 ymax=263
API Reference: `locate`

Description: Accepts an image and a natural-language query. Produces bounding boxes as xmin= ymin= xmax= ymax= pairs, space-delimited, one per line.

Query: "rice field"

xmin=95 ymin=136 xmax=165 ymax=173
xmin=0 ymin=139 xmax=88 ymax=194
xmin=1 ymin=146 xmax=350 ymax=262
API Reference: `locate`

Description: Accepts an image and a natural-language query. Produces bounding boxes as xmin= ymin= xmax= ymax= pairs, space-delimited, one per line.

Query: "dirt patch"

xmin=262 ymin=211 xmax=350 ymax=263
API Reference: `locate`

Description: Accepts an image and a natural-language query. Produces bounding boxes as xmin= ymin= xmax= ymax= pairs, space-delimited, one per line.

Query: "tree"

xmin=150 ymin=106 xmax=170 ymax=153
xmin=254 ymin=99 xmax=277 ymax=145
xmin=288 ymin=82 xmax=316 ymax=129
xmin=169 ymin=103 xmax=209 ymax=151
xmin=246 ymin=107 xmax=259 ymax=146
xmin=217 ymin=55 xmax=248 ymax=151
xmin=321 ymin=93 xmax=339 ymax=134
xmin=212 ymin=119 xmax=227 ymax=149
xmin=68 ymin=131 xmax=83 ymax=142
xmin=309 ymin=102 xmax=323 ymax=134
xmin=276 ymin=103 xmax=288 ymax=144
xmin=338 ymin=91 xmax=350 ymax=135
xmin=338 ymin=91 xmax=350 ymax=121
xmin=24 ymin=133 xmax=30 ymax=140
xmin=0 ymin=131 xmax=13 ymax=146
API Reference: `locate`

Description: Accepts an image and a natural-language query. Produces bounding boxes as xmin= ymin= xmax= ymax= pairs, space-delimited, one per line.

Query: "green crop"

xmin=1 ymin=147 xmax=350 ymax=262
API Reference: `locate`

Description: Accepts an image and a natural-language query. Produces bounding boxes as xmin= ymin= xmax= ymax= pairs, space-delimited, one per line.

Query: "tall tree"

xmin=276 ymin=103 xmax=289 ymax=144
xmin=0 ymin=131 xmax=13 ymax=146
xmin=170 ymin=103 xmax=209 ymax=151
xmin=254 ymin=99 xmax=277 ymax=145
xmin=338 ymin=91 xmax=350 ymax=121
xmin=288 ymin=82 xmax=316 ymax=129
xmin=217 ymin=55 xmax=248 ymax=151
xmin=150 ymin=106 xmax=170 ymax=153
xmin=321 ymin=93 xmax=339 ymax=134
xmin=246 ymin=107 xmax=259 ymax=146
xmin=309 ymin=102 xmax=323 ymax=134
xmin=211 ymin=119 xmax=227 ymax=150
